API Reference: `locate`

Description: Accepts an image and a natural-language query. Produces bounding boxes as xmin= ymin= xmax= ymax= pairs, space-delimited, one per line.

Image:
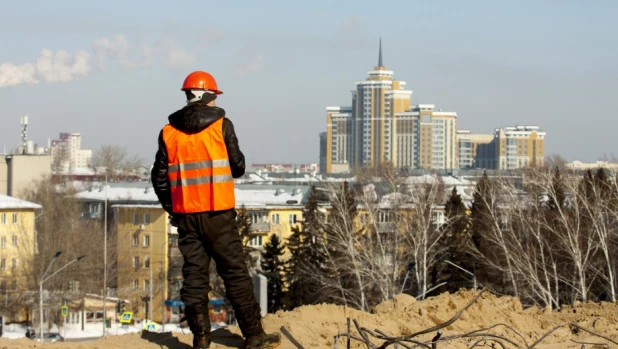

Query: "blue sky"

xmin=1 ymin=0 xmax=617 ymax=164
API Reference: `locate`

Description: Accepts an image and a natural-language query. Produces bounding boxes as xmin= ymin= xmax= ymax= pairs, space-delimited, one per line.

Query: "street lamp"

xmin=39 ymin=253 xmax=86 ymax=342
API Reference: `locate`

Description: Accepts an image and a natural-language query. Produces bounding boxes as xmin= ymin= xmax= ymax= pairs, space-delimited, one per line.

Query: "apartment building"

xmin=457 ymin=130 xmax=495 ymax=169
xmin=0 ymin=194 xmax=41 ymax=322
xmin=494 ymin=126 xmax=546 ymax=170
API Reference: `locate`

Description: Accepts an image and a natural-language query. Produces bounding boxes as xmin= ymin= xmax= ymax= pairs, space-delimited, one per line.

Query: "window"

xmin=0 ymin=259 xmax=5 ymax=270
xmin=12 ymin=213 xmax=17 ymax=224
xmin=0 ymin=281 xmax=5 ymax=292
xmin=1 ymin=237 xmax=5 ymax=248
xmin=289 ymin=214 xmax=297 ymax=225
xmin=133 ymin=256 xmax=139 ymax=269
xmin=144 ymin=255 xmax=150 ymax=269
xmin=143 ymin=235 xmax=150 ymax=247
xmin=249 ymin=235 xmax=263 ymax=247
xmin=0 ymin=213 xmax=5 ymax=225
xmin=12 ymin=236 xmax=17 ymax=247
xmin=143 ymin=213 xmax=150 ymax=225
xmin=132 ymin=234 xmax=139 ymax=247
xmin=271 ymin=214 xmax=280 ymax=225
xmin=12 ymin=258 xmax=17 ymax=269
xmin=134 ymin=213 xmax=140 ymax=225
xmin=134 ymin=279 xmax=139 ymax=290
xmin=144 ymin=279 xmax=150 ymax=290
xmin=11 ymin=280 xmax=16 ymax=290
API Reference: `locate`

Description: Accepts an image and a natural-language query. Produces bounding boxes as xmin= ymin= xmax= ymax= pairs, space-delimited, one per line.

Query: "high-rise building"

xmin=393 ymin=105 xmax=458 ymax=170
xmin=457 ymin=130 xmax=495 ymax=169
xmin=322 ymin=40 xmax=545 ymax=173
xmin=50 ymin=133 xmax=92 ymax=170
xmin=494 ymin=126 xmax=545 ymax=169
xmin=325 ymin=40 xmax=462 ymax=173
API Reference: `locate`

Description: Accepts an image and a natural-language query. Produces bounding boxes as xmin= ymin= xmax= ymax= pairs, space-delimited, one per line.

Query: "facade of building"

xmin=0 ymin=194 xmax=41 ymax=322
xmin=0 ymin=154 xmax=52 ymax=198
xmin=113 ymin=205 xmax=170 ymax=323
xmin=50 ymin=133 xmax=92 ymax=170
xmin=457 ymin=130 xmax=495 ymax=169
xmin=494 ymin=126 xmax=546 ymax=170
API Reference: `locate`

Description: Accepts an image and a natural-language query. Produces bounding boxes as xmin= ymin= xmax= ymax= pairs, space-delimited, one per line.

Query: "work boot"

xmin=235 ymin=305 xmax=281 ymax=349
xmin=185 ymin=304 xmax=212 ymax=349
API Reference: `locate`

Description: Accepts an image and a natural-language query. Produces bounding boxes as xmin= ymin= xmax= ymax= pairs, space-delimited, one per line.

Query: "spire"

xmin=378 ymin=37 xmax=383 ymax=67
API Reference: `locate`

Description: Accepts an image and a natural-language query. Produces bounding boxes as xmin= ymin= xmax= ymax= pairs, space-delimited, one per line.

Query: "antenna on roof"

xmin=20 ymin=114 xmax=28 ymax=155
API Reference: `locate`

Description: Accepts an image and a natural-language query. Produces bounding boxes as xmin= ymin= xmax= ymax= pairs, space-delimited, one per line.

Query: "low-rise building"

xmin=0 ymin=194 xmax=42 ymax=322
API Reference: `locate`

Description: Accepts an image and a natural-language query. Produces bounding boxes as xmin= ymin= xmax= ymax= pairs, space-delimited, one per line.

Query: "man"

xmin=151 ymin=71 xmax=281 ymax=349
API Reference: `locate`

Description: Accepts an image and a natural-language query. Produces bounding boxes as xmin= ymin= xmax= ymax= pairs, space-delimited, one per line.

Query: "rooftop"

xmin=0 ymin=194 xmax=42 ymax=209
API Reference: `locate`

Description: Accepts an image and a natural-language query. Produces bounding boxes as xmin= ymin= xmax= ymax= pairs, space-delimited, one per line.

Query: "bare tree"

xmin=92 ymin=145 xmax=143 ymax=181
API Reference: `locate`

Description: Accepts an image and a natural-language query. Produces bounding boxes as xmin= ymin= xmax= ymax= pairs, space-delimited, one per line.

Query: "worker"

xmin=151 ymin=71 xmax=281 ymax=349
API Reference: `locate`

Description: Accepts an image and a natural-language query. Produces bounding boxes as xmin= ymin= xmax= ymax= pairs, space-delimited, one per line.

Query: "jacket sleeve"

xmin=222 ymin=118 xmax=246 ymax=178
xmin=151 ymin=130 xmax=173 ymax=214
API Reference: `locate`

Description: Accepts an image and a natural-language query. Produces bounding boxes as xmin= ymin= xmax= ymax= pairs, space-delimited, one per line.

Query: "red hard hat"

xmin=181 ymin=71 xmax=223 ymax=94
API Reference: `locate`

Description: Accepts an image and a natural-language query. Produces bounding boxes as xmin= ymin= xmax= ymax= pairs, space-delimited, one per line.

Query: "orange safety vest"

xmin=162 ymin=118 xmax=235 ymax=213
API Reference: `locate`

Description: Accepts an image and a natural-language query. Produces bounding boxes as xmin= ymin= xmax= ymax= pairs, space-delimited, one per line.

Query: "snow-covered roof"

xmin=0 ymin=194 xmax=42 ymax=209
xmin=405 ymin=175 xmax=475 ymax=187
xmin=236 ymin=186 xmax=310 ymax=207
xmin=76 ymin=184 xmax=313 ymax=207
xmin=75 ymin=185 xmax=159 ymax=203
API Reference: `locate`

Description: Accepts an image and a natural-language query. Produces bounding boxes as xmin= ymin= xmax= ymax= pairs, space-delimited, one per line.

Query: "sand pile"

xmin=1 ymin=290 xmax=617 ymax=348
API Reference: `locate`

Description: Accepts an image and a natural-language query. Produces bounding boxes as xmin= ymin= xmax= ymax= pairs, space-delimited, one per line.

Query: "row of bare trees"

xmin=468 ymin=168 xmax=618 ymax=307
xmin=282 ymin=166 xmax=618 ymax=312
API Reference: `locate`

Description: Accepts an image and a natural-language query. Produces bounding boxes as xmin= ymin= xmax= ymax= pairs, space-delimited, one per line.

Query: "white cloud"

xmin=93 ymin=34 xmax=153 ymax=69
xmin=158 ymin=37 xmax=197 ymax=68
xmin=0 ymin=30 xmax=223 ymax=88
xmin=236 ymin=54 xmax=265 ymax=77
xmin=0 ymin=49 xmax=91 ymax=88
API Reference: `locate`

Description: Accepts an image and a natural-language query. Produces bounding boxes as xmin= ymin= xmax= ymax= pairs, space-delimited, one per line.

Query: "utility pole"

xmin=102 ymin=176 xmax=108 ymax=337
xmin=149 ymin=268 xmax=153 ymax=322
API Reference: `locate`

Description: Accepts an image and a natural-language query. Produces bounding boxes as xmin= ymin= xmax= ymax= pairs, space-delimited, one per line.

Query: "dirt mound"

xmin=2 ymin=290 xmax=617 ymax=348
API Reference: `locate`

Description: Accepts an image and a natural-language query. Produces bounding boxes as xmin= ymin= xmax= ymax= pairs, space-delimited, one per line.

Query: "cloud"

xmin=158 ymin=36 xmax=197 ymax=68
xmin=0 ymin=49 xmax=91 ymax=88
xmin=235 ymin=54 xmax=265 ymax=77
xmin=0 ymin=30 xmax=223 ymax=88
xmin=93 ymin=34 xmax=153 ymax=69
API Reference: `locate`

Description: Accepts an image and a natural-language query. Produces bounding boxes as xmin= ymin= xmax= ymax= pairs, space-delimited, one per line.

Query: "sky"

xmin=1 ymin=0 xmax=617 ymax=165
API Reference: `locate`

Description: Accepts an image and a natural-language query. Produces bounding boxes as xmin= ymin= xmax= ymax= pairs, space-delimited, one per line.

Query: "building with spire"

xmin=323 ymin=39 xmax=458 ymax=173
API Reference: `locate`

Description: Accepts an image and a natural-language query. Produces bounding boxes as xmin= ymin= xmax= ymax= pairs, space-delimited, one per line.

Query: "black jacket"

xmin=151 ymin=101 xmax=245 ymax=214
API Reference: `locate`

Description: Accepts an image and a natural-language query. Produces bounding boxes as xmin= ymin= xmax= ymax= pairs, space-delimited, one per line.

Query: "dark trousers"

xmin=177 ymin=209 xmax=257 ymax=311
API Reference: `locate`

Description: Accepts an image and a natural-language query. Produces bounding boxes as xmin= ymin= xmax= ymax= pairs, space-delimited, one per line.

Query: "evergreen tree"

xmin=470 ymin=171 xmax=492 ymax=249
xmin=444 ymin=186 xmax=469 ymax=238
xmin=236 ymin=205 xmax=257 ymax=270
xmin=261 ymin=234 xmax=286 ymax=313
xmin=285 ymin=186 xmax=325 ymax=308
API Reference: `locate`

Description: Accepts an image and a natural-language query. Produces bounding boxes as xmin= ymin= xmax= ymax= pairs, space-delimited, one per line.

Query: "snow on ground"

xmin=2 ymin=321 xmax=228 ymax=340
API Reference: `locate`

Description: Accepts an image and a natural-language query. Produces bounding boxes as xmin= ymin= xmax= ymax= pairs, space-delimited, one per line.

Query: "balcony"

xmin=376 ymin=222 xmax=396 ymax=233
xmin=252 ymin=222 xmax=271 ymax=232
xmin=82 ymin=211 xmax=102 ymax=219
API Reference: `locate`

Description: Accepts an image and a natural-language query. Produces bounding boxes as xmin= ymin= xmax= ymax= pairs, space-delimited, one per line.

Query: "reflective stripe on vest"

xmin=162 ymin=118 xmax=236 ymax=213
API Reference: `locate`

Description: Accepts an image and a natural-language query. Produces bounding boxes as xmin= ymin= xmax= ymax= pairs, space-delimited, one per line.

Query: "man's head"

xmin=181 ymin=71 xmax=223 ymax=105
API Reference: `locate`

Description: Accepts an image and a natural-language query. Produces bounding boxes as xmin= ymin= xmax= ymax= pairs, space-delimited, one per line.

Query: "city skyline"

xmin=1 ymin=1 xmax=617 ymax=164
